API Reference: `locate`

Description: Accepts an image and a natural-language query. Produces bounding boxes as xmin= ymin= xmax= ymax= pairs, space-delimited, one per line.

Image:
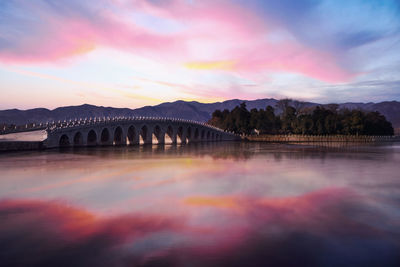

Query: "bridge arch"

xmin=127 ymin=125 xmax=137 ymax=145
xmin=100 ymin=128 xmax=110 ymax=145
xmin=46 ymin=117 xmax=238 ymax=148
xmin=87 ymin=130 xmax=97 ymax=146
xmin=59 ymin=134 xmax=70 ymax=147
xmin=114 ymin=126 xmax=124 ymax=145
xmin=73 ymin=132 xmax=83 ymax=146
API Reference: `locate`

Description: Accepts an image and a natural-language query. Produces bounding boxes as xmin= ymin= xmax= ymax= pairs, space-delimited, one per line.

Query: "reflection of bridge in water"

xmin=45 ymin=117 xmax=239 ymax=148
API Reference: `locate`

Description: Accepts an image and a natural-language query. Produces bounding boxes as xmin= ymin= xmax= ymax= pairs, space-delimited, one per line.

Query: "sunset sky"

xmin=0 ymin=0 xmax=399 ymax=109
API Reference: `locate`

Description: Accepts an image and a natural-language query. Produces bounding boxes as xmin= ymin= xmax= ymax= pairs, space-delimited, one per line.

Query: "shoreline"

xmin=244 ymin=134 xmax=400 ymax=143
xmin=0 ymin=141 xmax=46 ymax=152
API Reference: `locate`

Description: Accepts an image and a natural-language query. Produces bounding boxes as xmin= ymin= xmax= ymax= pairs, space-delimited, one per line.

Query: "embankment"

xmin=245 ymin=135 xmax=400 ymax=143
xmin=0 ymin=141 xmax=45 ymax=152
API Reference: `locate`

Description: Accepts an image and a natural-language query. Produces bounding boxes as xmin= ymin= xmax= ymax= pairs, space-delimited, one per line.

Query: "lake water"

xmin=0 ymin=142 xmax=399 ymax=267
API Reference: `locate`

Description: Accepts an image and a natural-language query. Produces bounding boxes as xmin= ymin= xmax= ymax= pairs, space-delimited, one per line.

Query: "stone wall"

xmin=245 ymin=134 xmax=400 ymax=143
xmin=0 ymin=141 xmax=45 ymax=152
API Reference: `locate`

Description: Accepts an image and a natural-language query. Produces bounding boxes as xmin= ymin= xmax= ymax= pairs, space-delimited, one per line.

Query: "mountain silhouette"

xmin=1 ymin=99 xmax=399 ymax=131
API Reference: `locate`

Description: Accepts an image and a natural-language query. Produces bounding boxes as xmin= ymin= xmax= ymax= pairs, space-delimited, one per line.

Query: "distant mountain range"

xmin=1 ymin=99 xmax=400 ymax=129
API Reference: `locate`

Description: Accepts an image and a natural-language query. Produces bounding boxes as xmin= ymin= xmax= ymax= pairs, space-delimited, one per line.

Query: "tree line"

xmin=208 ymin=100 xmax=394 ymax=136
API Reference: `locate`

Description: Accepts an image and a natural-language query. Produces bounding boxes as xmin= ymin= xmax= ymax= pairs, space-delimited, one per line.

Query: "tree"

xmin=249 ymin=108 xmax=259 ymax=131
xmin=295 ymin=114 xmax=313 ymax=134
xmin=232 ymin=102 xmax=251 ymax=134
xmin=208 ymin=102 xmax=394 ymax=136
xmin=364 ymin=111 xmax=394 ymax=135
xmin=276 ymin=98 xmax=292 ymax=114
xmin=292 ymin=100 xmax=307 ymax=115
xmin=281 ymin=106 xmax=296 ymax=133
xmin=208 ymin=109 xmax=223 ymax=126
xmin=350 ymin=110 xmax=364 ymax=135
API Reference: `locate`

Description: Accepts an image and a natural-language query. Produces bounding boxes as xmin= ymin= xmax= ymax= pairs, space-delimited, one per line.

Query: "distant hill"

xmin=1 ymin=99 xmax=400 ymax=130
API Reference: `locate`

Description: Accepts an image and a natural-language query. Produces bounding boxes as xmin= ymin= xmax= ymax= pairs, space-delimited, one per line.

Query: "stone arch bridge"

xmin=45 ymin=117 xmax=239 ymax=148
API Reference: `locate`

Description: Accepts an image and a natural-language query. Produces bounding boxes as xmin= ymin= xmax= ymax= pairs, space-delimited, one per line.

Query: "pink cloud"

xmin=231 ymin=42 xmax=355 ymax=82
xmin=0 ymin=0 xmax=355 ymax=83
xmin=0 ymin=12 xmax=183 ymax=64
xmin=132 ymin=0 xmax=354 ymax=82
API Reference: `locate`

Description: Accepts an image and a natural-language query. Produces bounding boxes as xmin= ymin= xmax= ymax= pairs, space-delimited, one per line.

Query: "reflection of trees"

xmin=269 ymin=143 xmax=397 ymax=162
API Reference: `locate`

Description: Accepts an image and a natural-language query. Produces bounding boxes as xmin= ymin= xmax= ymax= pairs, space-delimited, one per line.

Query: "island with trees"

xmin=208 ymin=100 xmax=394 ymax=137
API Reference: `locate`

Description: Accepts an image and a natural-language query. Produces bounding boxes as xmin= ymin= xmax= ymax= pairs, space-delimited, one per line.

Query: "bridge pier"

xmin=128 ymin=133 xmax=140 ymax=145
xmin=164 ymin=126 xmax=176 ymax=144
xmin=126 ymin=125 xmax=139 ymax=145
xmin=152 ymin=125 xmax=164 ymax=144
xmin=139 ymin=125 xmax=152 ymax=145
xmin=169 ymin=132 xmax=177 ymax=144
xmin=180 ymin=132 xmax=188 ymax=144
xmin=153 ymin=132 xmax=165 ymax=144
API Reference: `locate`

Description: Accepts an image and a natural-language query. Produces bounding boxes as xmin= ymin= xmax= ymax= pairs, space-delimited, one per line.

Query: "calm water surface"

xmin=0 ymin=142 xmax=399 ymax=266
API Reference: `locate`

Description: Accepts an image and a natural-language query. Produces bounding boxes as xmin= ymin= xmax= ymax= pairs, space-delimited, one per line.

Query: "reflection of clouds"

xmin=184 ymin=188 xmax=358 ymax=223
xmin=130 ymin=162 xmax=235 ymax=191
xmin=0 ymin=199 xmax=185 ymax=266
xmin=1 ymin=188 xmax=399 ymax=266
xmin=18 ymin=167 xmax=133 ymax=194
xmin=1 ymin=143 xmax=400 ymax=266
xmin=185 ymin=196 xmax=239 ymax=210
xmin=1 ymin=143 xmax=398 ymax=216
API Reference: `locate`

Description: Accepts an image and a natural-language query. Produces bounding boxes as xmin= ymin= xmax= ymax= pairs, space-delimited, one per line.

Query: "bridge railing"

xmin=46 ymin=116 xmax=236 ymax=135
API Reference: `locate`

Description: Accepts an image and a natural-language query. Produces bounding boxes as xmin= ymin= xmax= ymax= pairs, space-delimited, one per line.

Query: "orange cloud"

xmin=184 ymin=196 xmax=240 ymax=210
xmin=185 ymin=60 xmax=235 ymax=70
